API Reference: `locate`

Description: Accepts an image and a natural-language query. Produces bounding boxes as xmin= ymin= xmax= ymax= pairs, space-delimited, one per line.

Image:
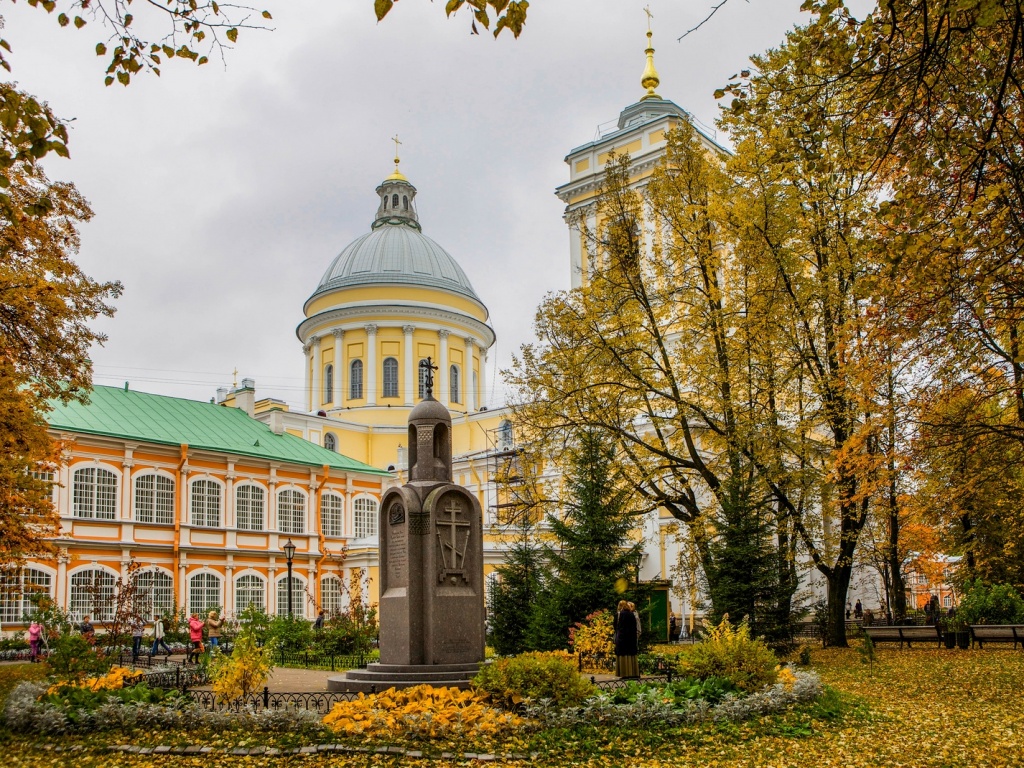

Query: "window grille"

xmin=278 ymin=489 xmax=306 ymax=534
xmin=235 ymin=484 xmax=265 ymax=531
xmin=321 ymin=492 xmax=344 ymax=537
xmin=73 ymin=466 xmax=118 ymax=520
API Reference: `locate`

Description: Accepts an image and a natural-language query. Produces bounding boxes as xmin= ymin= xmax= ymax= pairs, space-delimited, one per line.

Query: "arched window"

xmin=70 ymin=568 xmax=116 ymax=621
xmin=392 ymin=193 xmax=399 ymax=208
xmin=350 ymin=360 xmax=363 ymax=399
xmin=472 ymin=370 xmax=479 ymax=406
xmin=134 ymin=473 xmax=175 ymax=525
xmin=321 ymin=492 xmax=344 ymax=537
xmin=324 ymin=364 xmax=334 ymax=403
xmin=73 ymin=466 xmax=118 ymax=519
xmin=235 ymin=574 xmax=266 ymax=613
xmin=382 ymin=357 xmax=399 ymax=398
xmin=353 ymin=497 xmax=378 ymax=539
xmin=383 ymin=195 xmax=388 ymax=210
xmin=321 ymin=575 xmax=343 ymax=615
xmin=0 ymin=568 xmax=52 ymax=624
xmin=134 ymin=570 xmax=174 ymax=617
xmin=417 ymin=358 xmax=429 ymax=399
xmin=278 ymin=489 xmax=306 ymax=534
xmin=277 ymin=575 xmax=306 ymax=617
xmin=450 ymin=365 xmax=460 ymax=404
xmin=188 ymin=572 xmax=222 ymax=617
xmin=235 ymin=483 xmax=265 ymax=531
xmin=190 ymin=479 xmax=222 ymax=528
xmin=323 ymin=433 xmax=337 ymax=452
xmin=498 ymin=419 xmax=513 ymax=450
xmin=402 ymin=195 xmax=408 ymax=210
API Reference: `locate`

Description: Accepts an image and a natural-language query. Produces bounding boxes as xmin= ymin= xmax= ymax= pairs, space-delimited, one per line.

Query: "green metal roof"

xmin=46 ymin=385 xmax=389 ymax=476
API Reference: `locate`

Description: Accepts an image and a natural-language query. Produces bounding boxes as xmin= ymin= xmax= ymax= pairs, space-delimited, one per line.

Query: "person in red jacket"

xmin=187 ymin=613 xmax=205 ymax=663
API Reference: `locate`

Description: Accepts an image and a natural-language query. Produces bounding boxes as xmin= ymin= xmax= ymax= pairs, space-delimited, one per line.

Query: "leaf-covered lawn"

xmin=1 ymin=649 xmax=1021 ymax=766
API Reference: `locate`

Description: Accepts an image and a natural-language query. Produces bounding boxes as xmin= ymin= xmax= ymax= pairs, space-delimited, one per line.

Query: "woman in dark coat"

xmin=614 ymin=599 xmax=640 ymax=678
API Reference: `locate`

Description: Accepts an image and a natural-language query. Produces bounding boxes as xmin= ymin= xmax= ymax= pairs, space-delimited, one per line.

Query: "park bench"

xmin=863 ymin=625 xmax=942 ymax=649
xmin=969 ymin=625 xmax=1024 ymax=649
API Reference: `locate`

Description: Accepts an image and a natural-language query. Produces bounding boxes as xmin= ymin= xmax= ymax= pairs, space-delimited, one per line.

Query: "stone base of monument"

xmin=327 ymin=662 xmax=482 ymax=692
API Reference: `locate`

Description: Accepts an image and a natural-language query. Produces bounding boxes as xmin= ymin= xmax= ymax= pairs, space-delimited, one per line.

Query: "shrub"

xmin=569 ymin=609 xmax=614 ymax=657
xmin=472 ymin=650 xmax=594 ymax=710
xmin=957 ymin=580 xmax=1024 ymax=625
xmin=266 ymin=614 xmax=314 ymax=654
xmin=609 ymin=676 xmax=739 ymax=706
xmin=315 ymin=609 xmax=378 ymax=656
xmin=322 ymin=685 xmax=527 ymax=740
xmin=210 ymin=628 xmax=272 ymax=702
xmin=679 ymin=614 xmax=778 ymax=693
xmin=46 ymin=634 xmax=111 ymax=681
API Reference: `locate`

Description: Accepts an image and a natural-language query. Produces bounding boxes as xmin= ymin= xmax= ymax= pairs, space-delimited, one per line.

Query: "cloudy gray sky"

xmin=8 ymin=0 xmax=814 ymax=410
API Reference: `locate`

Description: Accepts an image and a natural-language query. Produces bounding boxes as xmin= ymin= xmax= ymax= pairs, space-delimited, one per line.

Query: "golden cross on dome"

xmin=644 ymin=4 xmax=653 ymax=31
xmin=232 ymin=367 xmax=238 ymax=387
xmin=392 ymin=134 xmax=402 ymax=169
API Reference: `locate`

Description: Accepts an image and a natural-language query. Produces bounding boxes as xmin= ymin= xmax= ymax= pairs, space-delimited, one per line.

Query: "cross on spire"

xmin=392 ymin=134 xmax=402 ymax=172
xmin=419 ymin=357 xmax=438 ymax=398
xmin=644 ymin=4 xmax=653 ymax=31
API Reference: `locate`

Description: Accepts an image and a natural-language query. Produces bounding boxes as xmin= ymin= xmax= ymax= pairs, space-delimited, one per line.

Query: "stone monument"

xmin=328 ymin=359 xmax=485 ymax=691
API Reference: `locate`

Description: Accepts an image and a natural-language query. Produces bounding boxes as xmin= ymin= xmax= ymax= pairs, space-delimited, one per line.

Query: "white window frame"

xmin=324 ymin=364 xmax=334 ymax=403
xmin=190 ymin=478 xmax=223 ymax=528
xmin=134 ymin=471 xmax=176 ymax=525
xmin=234 ymin=573 xmax=266 ymax=614
xmin=134 ymin=569 xmax=174 ymax=617
xmin=276 ymin=574 xmax=307 ymax=618
xmin=69 ymin=567 xmax=117 ymax=622
xmin=72 ymin=465 xmax=118 ymax=520
xmin=323 ymin=433 xmax=337 ymax=452
xmin=277 ymin=488 xmax=306 ymax=534
xmin=320 ymin=492 xmax=344 ymax=537
xmin=382 ymin=357 xmax=399 ymax=398
xmin=450 ymin=364 xmax=460 ymax=404
xmin=188 ymin=571 xmax=222 ymax=616
xmin=0 ymin=567 xmax=54 ymax=624
xmin=321 ymin=574 xmax=343 ymax=615
xmin=350 ymin=359 xmax=363 ymax=399
xmin=235 ymin=482 xmax=266 ymax=531
xmin=418 ymin=358 xmax=429 ymax=399
xmin=353 ymin=495 xmax=378 ymax=539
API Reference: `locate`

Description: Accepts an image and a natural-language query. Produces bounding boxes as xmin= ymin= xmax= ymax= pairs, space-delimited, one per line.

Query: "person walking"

xmin=27 ymin=620 xmax=42 ymax=663
xmin=130 ymin=615 xmax=145 ymax=661
xmin=314 ymin=610 xmax=326 ymax=630
xmin=206 ymin=611 xmax=223 ymax=650
xmin=80 ymin=615 xmax=95 ymax=644
xmin=150 ymin=614 xmax=172 ymax=657
xmin=187 ymin=613 xmax=205 ymax=663
xmin=854 ymin=600 xmax=863 ymax=620
xmin=614 ymin=599 xmax=640 ymax=679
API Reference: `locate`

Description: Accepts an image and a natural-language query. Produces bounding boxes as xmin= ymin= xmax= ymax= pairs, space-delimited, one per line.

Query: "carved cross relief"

xmin=436 ymin=497 xmax=471 ymax=584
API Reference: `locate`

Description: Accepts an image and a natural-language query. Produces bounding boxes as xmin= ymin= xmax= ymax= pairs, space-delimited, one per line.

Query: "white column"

xmin=268 ymin=567 xmax=277 ymax=616
xmin=178 ymin=561 xmax=187 ymax=608
xmin=302 ymin=341 xmax=312 ymax=411
xmin=438 ymin=329 xmax=450 ymax=407
xmin=224 ymin=464 xmax=236 ymax=529
xmin=311 ymin=336 xmax=322 ymax=409
xmin=56 ymin=548 xmax=69 ymax=609
xmin=479 ymin=348 xmax=488 ymax=409
xmin=403 ymin=324 xmax=415 ymax=405
xmin=225 ymin=565 xmax=235 ymax=617
xmin=268 ymin=468 xmax=279 ymax=531
xmin=465 ymin=337 xmax=477 ymax=412
xmin=121 ymin=454 xmax=134 ymax=521
xmin=332 ymin=329 xmax=344 ymax=406
xmin=365 ymin=324 xmax=378 ymax=406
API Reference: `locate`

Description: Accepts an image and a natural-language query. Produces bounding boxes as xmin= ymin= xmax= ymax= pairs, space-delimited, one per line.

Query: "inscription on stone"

xmin=387 ymin=528 xmax=407 ymax=585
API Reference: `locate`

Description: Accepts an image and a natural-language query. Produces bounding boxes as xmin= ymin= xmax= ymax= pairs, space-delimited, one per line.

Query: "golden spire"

xmin=386 ymin=134 xmax=408 ymax=181
xmin=640 ymin=6 xmax=661 ymax=101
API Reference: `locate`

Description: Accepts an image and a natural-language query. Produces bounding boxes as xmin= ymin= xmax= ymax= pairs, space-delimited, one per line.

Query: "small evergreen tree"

xmin=531 ymin=430 xmax=642 ymax=649
xmin=487 ymin=514 xmax=545 ymax=656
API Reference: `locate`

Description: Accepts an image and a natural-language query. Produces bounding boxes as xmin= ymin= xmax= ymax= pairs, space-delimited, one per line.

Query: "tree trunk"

xmin=825 ymin=560 xmax=854 ymax=647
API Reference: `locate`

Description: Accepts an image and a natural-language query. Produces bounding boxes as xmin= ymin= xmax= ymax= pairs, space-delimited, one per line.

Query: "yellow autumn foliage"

xmin=322 ymin=684 xmax=529 ymax=740
xmin=210 ymin=629 xmax=272 ymax=703
xmin=568 ymin=610 xmax=614 ymax=667
xmin=46 ymin=666 xmax=141 ymax=695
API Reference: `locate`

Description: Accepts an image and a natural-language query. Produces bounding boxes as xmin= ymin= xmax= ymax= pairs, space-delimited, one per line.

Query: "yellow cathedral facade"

xmin=3 ymin=25 xmax=726 ymax=632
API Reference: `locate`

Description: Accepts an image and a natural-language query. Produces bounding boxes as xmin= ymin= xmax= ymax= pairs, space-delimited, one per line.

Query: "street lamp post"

xmin=283 ymin=538 xmax=296 ymax=618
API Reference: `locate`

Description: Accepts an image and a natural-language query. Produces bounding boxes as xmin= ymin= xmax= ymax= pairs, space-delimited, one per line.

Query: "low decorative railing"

xmin=187 ymin=688 xmax=361 ymax=713
xmin=273 ymin=649 xmax=371 ymax=672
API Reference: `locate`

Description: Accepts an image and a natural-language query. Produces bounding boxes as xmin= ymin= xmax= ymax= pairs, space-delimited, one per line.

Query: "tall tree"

xmin=486 ymin=513 xmax=545 ymax=656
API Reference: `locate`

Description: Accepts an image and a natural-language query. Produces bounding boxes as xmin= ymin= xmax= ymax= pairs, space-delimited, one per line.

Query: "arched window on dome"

xmin=350 ymin=360 xmax=363 ymax=400
xmin=392 ymin=193 xmax=399 ymax=208
xmin=382 ymin=357 xmax=398 ymax=399
xmin=403 ymin=195 xmax=408 ymax=210
xmin=324 ymin=364 xmax=334 ymax=404
xmin=383 ymin=195 xmax=388 ymax=210
xmin=418 ymin=358 xmax=429 ymax=399
xmin=450 ymin=365 xmax=460 ymax=404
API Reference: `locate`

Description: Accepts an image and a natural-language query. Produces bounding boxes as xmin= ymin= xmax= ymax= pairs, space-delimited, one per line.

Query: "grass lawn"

xmin=1 ymin=648 xmax=1021 ymax=766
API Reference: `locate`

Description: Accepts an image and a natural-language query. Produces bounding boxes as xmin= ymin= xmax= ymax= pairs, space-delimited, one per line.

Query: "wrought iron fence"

xmin=273 ymin=649 xmax=371 ymax=672
xmin=187 ymin=687 xmax=361 ymax=713
xmin=576 ymin=653 xmax=678 ymax=676
xmin=591 ymin=674 xmax=672 ymax=691
xmin=137 ymin=664 xmax=210 ymax=690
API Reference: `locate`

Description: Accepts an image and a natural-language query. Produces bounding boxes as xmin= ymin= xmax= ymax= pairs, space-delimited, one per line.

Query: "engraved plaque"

xmin=387 ymin=519 xmax=407 ymax=586
xmin=389 ymin=502 xmax=406 ymax=525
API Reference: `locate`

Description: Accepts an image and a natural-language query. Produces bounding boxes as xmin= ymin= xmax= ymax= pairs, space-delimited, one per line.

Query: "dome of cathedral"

xmin=311 ymin=224 xmax=481 ymax=304
xmin=308 ymin=171 xmax=482 ymax=306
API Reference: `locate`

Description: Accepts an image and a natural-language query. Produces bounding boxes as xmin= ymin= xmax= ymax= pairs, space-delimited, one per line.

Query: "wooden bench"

xmin=970 ymin=625 xmax=1024 ymax=649
xmin=863 ymin=625 xmax=943 ymax=649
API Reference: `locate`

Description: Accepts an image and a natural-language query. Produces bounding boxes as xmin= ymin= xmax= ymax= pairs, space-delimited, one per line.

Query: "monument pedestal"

xmin=327 ymin=661 xmax=482 ymax=692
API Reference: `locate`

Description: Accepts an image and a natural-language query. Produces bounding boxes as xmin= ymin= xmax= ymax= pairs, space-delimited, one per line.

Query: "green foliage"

xmin=680 ymin=615 xmax=779 ymax=694
xmin=857 ymin=633 xmax=875 ymax=677
xmin=956 ymin=579 xmax=1024 ymax=625
xmin=42 ymin=681 xmax=184 ymax=718
xmin=798 ymin=645 xmax=813 ymax=667
xmin=472 ymin=651 xmax=594 ymax=710
xmin=314 ymin=607 xmax=378 ymax=656
xmin=266 ymin=615 xmax=314 ymax=654
xmin=487 ymin=514 xmax=545 ymax=656
xmin=609 ymin=676 xmax=739 ymax=706
xmin=45 ymin=634 xmax=111 ymax=681
xmin=236 ymin=603 xmax=272 ymax=645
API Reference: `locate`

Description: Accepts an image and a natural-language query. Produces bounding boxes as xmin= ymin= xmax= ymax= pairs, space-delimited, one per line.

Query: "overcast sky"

xmin=7 ymin=0 xmax=818 ymax=410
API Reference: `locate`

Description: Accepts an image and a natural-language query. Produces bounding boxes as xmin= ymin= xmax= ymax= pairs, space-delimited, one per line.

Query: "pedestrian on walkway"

xmin=614 ymin=599 xmax=639 ymax=679
xmin=187 ymin=613 xmax=205 ymax=663
xmin=206 ymin=610 xmax=223 ymax=650
xmin=28 ymin=620 xmax=42 ymax=663
xmin=131 ymin=615 xmax=145 ymax=660
xmin=151 ymin=614 xmax=172 ymax=657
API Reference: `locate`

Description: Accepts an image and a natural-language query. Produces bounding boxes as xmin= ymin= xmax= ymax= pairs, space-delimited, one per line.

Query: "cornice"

xmin=297 ymin=304 xmax=496 ymax=349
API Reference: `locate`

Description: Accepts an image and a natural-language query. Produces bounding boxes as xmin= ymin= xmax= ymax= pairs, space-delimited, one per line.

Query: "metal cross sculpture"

xmin=436 ymin=497 xmax=471 ymax=583
xmin=419 ymin=357 xmax=438 ymax=398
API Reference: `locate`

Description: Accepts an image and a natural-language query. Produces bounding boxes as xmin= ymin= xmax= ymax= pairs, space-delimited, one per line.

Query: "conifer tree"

xmin=486 ymin=514 xmax=545 ymax=656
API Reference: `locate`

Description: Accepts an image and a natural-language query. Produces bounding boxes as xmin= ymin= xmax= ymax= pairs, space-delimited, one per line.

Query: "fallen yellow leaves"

xmin=322 ymin=684 xmax=529 ymax=740
xmin=46 ymin=666 xmax=142 ymax=695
